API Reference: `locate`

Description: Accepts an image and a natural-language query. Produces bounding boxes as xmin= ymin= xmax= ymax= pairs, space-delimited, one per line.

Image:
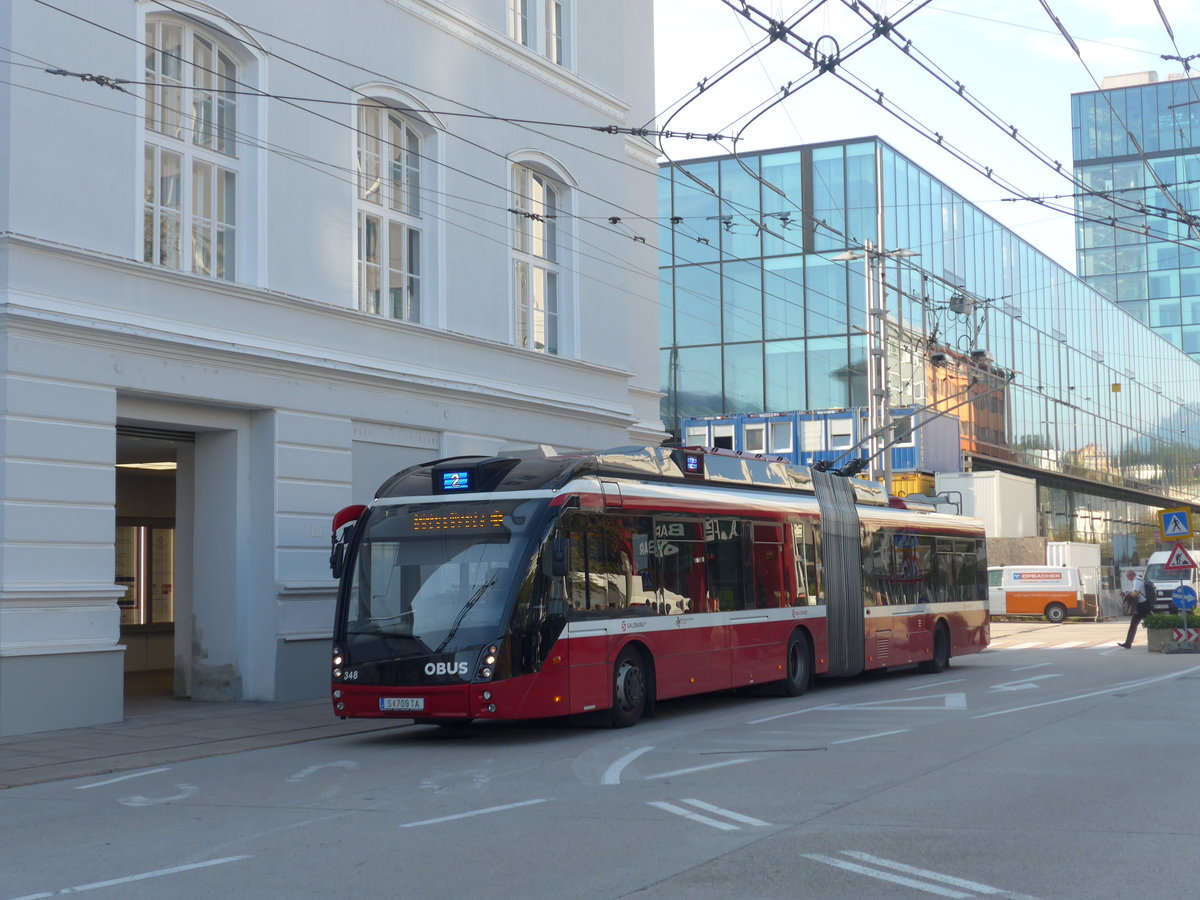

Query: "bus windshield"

xmin=341 ymin=498 xmax=547 ymax=656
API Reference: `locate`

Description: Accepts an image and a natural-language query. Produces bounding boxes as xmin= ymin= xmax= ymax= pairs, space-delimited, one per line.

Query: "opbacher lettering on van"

xmin=987 ymin=565 xmax=1088 ymax=623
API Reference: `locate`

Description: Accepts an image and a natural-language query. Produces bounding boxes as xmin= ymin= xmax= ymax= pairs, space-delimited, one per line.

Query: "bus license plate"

xmin=380 ymin=697 xmax=425 ymax=712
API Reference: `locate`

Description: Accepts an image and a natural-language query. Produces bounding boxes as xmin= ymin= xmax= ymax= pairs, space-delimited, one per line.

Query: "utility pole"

xmin=833 ymin=243 xmax=918 ymax=496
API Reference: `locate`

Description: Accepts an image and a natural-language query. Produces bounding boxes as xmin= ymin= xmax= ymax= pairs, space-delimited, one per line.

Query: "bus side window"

xmin=704 ymin=518 xmax=748 ymax=612
xmin=792 ymin=520 xmax=822 ymax=606
xmin=654 ymin=518 xmax=705 ymax=615
xmin=562 ymin=513 xmax=658 ymax=619
xmin=751 ymin=523 xmax=785 ymax=609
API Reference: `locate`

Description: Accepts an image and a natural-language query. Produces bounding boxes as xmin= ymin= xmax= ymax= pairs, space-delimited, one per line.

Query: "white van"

xmin=1142 ymin=551 xmax=1198 ymax=612
xmin=987 ymin=566 xmax=1089 ymax=623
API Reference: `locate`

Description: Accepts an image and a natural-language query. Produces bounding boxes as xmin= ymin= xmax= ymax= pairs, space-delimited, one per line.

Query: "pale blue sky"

xmin=653 ymin=0 xmax=1200 ymax=271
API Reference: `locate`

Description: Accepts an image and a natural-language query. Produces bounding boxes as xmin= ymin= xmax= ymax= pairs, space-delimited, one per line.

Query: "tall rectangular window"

xmin=356 ymin=102 xmax=424 ymax=321
xmin=143 ymin=18 xmax=240 ymax=280
xmin=507 ymin=0 xmax=571 ymax=67
xmin=508 ymin=0 xmax=530 ymax=46
xmin=513 ymin=164 xmax=566 ymax=354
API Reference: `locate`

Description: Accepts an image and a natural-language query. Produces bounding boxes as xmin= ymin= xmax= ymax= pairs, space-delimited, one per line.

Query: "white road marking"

xmin=679 ymin=798 xmax=769 ymax=826
xmin=74 ymin=768 xmax=170 ymax=790
xmin=831 ymin=729 xmax=910 ymax=744
xmin=648 ymin=800 xmax=740 ymax=831
xmin=648 ymin=799 xmax=769 ymax=831
xmin=907 ymin=678 xmax=964 ymax=690
xmin=646 ymin=758 xmax=751 ymax=780
xmin=1011 ymin=663 xmax=1051 ymax=672
xmin=602 ymin=746 xmax=654 ymax=785
xmin=804 ymin=853 xmax=971 ymax=897
xmin=746 ymin=702 xmax=835 ymax=724
xmin=399 ymin=798 xmax=548 ymax=828
xmin=117 ymin=784 xmax=198 ymax=807
xmin=990 ymin=674 xmax=1062 ymax=692
xmin=841 ymin=851 xmax=1039 ymax=898
xmin=996 ymin=641 xmax=1111 ymax=652
xmin=286 ymin=761 xmax=358 ymax=782
xmin=822 ymin=693 xmax=967 ymax=711
xmin=6 ymin=856 xmax=251 ymax=900
xmin=975 ymin=665 xmax=1200 ymax=718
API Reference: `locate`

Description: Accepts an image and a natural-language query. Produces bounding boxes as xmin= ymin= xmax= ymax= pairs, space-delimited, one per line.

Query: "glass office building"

xmin=658 ymin=137 xmax=1200 ymax=559
xmin=1072 ymin=72 xmax=1200 ymax=358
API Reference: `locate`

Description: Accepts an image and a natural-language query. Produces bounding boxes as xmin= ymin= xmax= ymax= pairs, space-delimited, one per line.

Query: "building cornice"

xmin=1 ymin=233 xmax=644 ymax=427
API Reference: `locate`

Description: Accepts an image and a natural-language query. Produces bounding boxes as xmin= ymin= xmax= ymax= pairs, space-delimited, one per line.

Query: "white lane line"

xmin=830 ymin=729 xmax=909 ymax=745
xmin=286 ymin=761 xmax=358 ymax=782
xmin=975 ymin=664 xmax=1200 ymax=719
xmin=399 ymin=798 xmax=548 ymax=828
xmin=680 ymin=798 xmax=769 ymax=827
xmin=647 ymin=801 xmax=739 ymax=831
xmin=1011 ymin=662 xmax=1051 ymax=672
xmin=74 ymin=768 xmax=170 ymax=790
xmin=6 ymin=856 xmax=251 ymax=900
xmin=804 ymin=854 xmax=971 ymax=897
xmin=747 ymin=702 xmax=835 ymax=725
xmin=907 ymin=677 xmax=964 ymax=690
xmin=1053 ymin=641 xmax=1085 ymax=648
xmin=646 ymin=758 xmax=751 ymax=780
xmin=842 ymin=850 xmax=1039 ymax=897
xmin=1002 ymin=642 xmax=1044 ymax=650
xmin=602 ymin=746 xmax=654 ymax=785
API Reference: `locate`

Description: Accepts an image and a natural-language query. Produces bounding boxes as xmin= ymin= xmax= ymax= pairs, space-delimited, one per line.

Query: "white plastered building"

xmin=0 ymin=0 xmax=663 ymax=735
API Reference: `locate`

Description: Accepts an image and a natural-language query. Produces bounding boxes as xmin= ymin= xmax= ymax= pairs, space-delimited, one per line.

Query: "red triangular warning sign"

xmin=1164 ymin=541 xmax=1197 ymax=570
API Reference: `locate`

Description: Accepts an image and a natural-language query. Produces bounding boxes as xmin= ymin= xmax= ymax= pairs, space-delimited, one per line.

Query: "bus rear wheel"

xmin=1044 ymin=602 xmax=1067 ymax=624
xmin=780 ymin=632 xmax=811 ymax=697
xmin=919 ymin=623 xmax=950 ymax=674
xmin=610 ymin=647 xmax=647 ymax=728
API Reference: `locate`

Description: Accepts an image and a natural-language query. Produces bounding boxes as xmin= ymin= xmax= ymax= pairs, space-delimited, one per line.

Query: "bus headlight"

xmin=476 ymin=644 xmax=500 ymax=681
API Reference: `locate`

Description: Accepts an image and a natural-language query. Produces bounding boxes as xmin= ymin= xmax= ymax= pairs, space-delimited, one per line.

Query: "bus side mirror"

xmin=330 ymin=504 xmax=367 ymax=579
xmin=330 ymin=539 xmax=349 ymax=579
xmin=544 ymin=537 xmax=569 ymax=578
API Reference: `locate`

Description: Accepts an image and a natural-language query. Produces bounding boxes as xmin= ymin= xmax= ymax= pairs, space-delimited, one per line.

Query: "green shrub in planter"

xmin=1142 ymin=611 xmax=1200 ymax=630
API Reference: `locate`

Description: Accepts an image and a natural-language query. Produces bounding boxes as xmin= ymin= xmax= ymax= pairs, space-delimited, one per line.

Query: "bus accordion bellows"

xmin=328 ymin=446 xmax=990 ymax=728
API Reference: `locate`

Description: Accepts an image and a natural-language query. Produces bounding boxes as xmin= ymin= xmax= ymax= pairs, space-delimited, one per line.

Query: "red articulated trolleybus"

xmin=328 ymin=446 xmax=989 ymax=728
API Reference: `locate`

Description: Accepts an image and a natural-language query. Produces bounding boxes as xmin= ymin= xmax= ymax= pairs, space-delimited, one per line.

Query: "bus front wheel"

xmin=780 ymin=632 xmax=811 ymax=697
xmin=1044 ymin=603 xmax=1067 ymax=624
xmin=611 ymin=647 xmax=647 ymax=728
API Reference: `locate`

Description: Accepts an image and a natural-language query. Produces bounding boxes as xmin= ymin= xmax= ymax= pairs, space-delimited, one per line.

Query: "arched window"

xmin=143 ymin=17 xmax=243 ymax=280
xmin=512 ymin=162 xmax=568 ymax=354
xmin=356 ymin=101 xmax=424 ymax=322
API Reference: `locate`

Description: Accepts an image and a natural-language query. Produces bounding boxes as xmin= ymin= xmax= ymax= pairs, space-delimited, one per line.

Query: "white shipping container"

xmin=935 ymin=471 xmax=1038 ymax=538
xmin=1046 ymin=541 xmax=1102 ymax=597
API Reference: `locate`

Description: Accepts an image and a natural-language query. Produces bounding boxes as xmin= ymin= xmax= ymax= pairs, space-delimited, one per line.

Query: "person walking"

xmin=1118 ymin=569 xmax=1154 ymax=648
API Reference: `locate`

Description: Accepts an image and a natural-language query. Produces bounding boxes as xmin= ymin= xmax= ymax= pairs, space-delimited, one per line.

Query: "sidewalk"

xmin=0 ymin=691 xmax=405 ymax=790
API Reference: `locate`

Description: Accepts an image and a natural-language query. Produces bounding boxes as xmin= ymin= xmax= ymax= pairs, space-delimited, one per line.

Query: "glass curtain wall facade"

xmin=659 ymin=138 xmax=1200 ymax=557
xmin=1072 ymin=74 xmax=1200 ymax=358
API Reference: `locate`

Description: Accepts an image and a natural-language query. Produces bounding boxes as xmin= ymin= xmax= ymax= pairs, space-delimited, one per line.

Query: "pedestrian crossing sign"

xmin=1159 ymin=508 xmax=1193 ymax=542
xmin=1164 ymin=541 xmax=1198 ymax=571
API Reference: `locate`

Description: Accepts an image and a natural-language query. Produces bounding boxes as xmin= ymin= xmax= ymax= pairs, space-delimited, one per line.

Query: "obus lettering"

xmin=424 ymin=661 xmax=468 ymax=677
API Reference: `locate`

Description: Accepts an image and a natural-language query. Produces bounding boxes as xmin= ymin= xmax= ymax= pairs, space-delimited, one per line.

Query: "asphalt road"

xmin=3 ymin=620 xmax=1197 ymax=899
